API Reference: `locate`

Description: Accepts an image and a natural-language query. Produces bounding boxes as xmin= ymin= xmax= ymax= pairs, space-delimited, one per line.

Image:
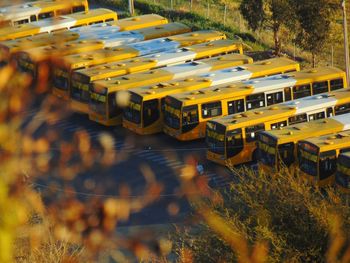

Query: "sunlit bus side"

xmin=335 ymin=152 xmax=350 ymax=193
xmin=206 ymin=89 xmax=350 ymax=167
xmin=297 ymin=129 xmax=350 ymax=187
xmin=125 ymin=57 xmax=300 ymax=136
xmin=163 ymin=67 xmax=345 ymax=141
xmin=0 ymin=14 xmax=169 ymax=67
xmin=52 ymin=22 xmax=192 ymax=100
xmin=15 ymin=39 xmax=106 ymax=87
xmin=67 ymin=39 xmax=244 ymax=112
xmin=88 ymin=53 xmax=253 ymax=126
xmin=123 ymin=53 xmax=253 ymax=135
xmin=257 ymin=113 xmax=350 ymax=173
xmin=0 ymin=8 xmax=118 ymax=41
xmin=69 ymin=30 xmax=227 ymax=112
xmin=0 ymin=0 xmax=89 ymax=27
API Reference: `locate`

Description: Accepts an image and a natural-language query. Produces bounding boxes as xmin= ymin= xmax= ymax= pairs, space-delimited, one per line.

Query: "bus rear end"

xmin=336 ymin=153 xmax=350 ymax=193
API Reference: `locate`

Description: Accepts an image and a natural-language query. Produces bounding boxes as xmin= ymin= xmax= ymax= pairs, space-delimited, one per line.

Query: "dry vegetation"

xmin=1 ymin=1 xmax=350 ymax=262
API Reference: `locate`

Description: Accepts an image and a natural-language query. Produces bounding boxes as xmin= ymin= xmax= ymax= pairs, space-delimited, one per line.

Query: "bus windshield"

xmin=319 ymin=150 xmax=337 ymax=180
xmin=206 ymin=122 xmax=226 ymax=155
xmin=278 ymin=142 xmax=295 ymax=167
xmin=336 ymin=156 xmax=350 ymax=189
xmin=257 ymin=133 xmax=276 ymax=167
xmin=164 ymin=97 xmax=181 ymax=130
xmin=142 ymin=99 xmax=159 ymax=127
xmin=17 ymin=56 xmax=35 ymax=76
xmin=182 ymin=105 xmax=199 ymax=133
xmin=123 ymin=93 xmax=142 ymax=125
xmin=298 ymin=142 xmax=318 ymax=177
xmin=71 ymin=73 xmax=91 ymax=103
xmin=90 ymin=88 xmax=107 ymax=116
xmin=53 ymin=67 xmax=69 ymax=91
xmin=226 ymin=128 xmax=244 ymax=158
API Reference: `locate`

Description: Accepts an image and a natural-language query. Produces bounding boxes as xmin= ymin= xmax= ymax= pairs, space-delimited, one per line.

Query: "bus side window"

xmin=293 ymin=84 xmax=311 ymax=99
xmin=326 ymin=107 xmax=333 ymax=117
xmin=38 ymin=12 xmax=54 ymax=20
xmin=288 ymin=113 xmax=307 ymax=125
xmin=284 ymin=87 xmax=292 ymax=101
xmin=330 ymin=78 xmax=344 ymax=91
xmin=227 ymin=99 xmax=244 ymax=115
xmin=312 ymin=81 xmax=328 ymax=94
xmin=308 ymin=111 xmax=325 ymax=121
xmin=246 ymin=93 xmax=265 ymax=110
xmin=270 ymin=120 xmax=287 ymax=130
xmin=106 ymin=18 xmax=115 ymax=22
xmin=90 ymin=20 xmax=103 ymax=25
xmin=201 ymin=101 xmax=222 ymax=119
xmin=335 ymin=103 xmax=350 ymax=115
xmin=30 ymin=15 xmax=37 ymax=22
xmin=266 ymin=91 xmax=283 ymax=106
xmin=245 ymin=124 xmax=265 ymax=143
xmin=73 ymin=5 xmax=86 ymax=12
xmin=340 ymin=147 xmax=350 ymax=153
xmin=14 ymin=19 xmax=29 ymax=25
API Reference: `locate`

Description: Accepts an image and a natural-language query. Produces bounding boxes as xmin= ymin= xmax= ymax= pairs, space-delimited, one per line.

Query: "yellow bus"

xmin=0 ymin=0 xmax=89 ymax=27
xmin=70 ymin=40 xmax=245 ymax=113
xmin=52 ymin=22 xmax=192 ymax=99
xmin=163 ymin=67 xmax=345 ymax=141
xmin=335 ymin=152 xmax=350 ymax=193
xmin=0 ymin=14 xmax=169 ymax=66
xmin=124 ymin=57 xmax=299 ymax=135
xmin=68 ymin=30 xmax=227 ymax=108
xmin=205 ymin=89 xmax=350 ymax=167
xmin=16 ymin=39 xmax=107 ymax=88
xmin=88 ymin=53 xmax=255 ymax=126
xmin=298 ymin=129 xmax=350 ymax=187
xmin=257 ymin=113 xmax=350 ymax=173
xmin=0 ymin=8 xmax=118 ymax=41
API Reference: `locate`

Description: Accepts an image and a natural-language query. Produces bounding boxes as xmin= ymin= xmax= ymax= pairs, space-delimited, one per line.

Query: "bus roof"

xmin=260 ymin=113 xmax=350 ymax=145
xmin=92 ymin=53 xmax=255 ymax=93
xmin=62 ymin=39 xmax=243 ymax=70
xmin=211 ymin=89 xmax=350 ymax=130
xmin=0 ymin=8 xmax=117 ymax=40
xmin=109 ymin=14 xmax=167 ymax=28
xmin=170 ymin=67 xmax=345 ymax=106
xmin=16 ymin=39 xmax=106 ymax=61
xmin=128 ymin=53 xmax=253 ymax=99
xmin=0 ymin=30 xmax=80 ymax=53
xmin=0 ymin=0 xmax=88 ymax=21
xmin=71 ymin=22 xmax=189 ymax=43
xmin=300 ymin=129 xmax=350 ymax=152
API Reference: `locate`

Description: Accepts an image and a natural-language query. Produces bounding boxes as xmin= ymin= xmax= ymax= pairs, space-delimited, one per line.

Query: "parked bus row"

xmin=1 ymin=3 xmax=349 ymax=190
xmin=0 ymin=0 xmax=89 ymax=27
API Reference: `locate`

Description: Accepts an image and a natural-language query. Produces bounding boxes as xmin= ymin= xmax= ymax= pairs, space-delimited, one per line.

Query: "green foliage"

xmin=173 ymin=167 xmax=350 ymax=262
xmin=240 ymin=0 xmax=295 ymax=55
xmin=290 ymin=0 xmax=339 ymax=66
xmin=239 ymin=0 xmax=264 ymax=31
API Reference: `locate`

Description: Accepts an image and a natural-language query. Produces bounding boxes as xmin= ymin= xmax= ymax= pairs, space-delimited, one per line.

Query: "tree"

xmin=172 ymin=167 xmax=350 ymax=262
xmin=290 ymin=0 xmax=339 ymax=67
xmin=239 ymin=0 xmax=295 ymax=55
